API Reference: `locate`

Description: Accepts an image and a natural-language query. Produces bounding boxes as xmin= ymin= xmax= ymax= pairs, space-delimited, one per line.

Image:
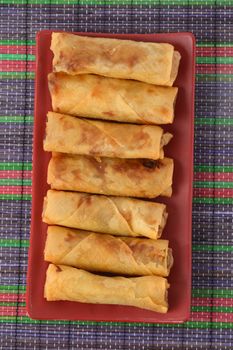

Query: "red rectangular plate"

xmin=26 ymin=30 xmax=195 ymax=323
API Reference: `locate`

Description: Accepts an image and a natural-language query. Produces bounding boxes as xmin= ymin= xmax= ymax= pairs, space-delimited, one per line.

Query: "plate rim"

xmin=26 ymin=30 xmax=196 ymax=323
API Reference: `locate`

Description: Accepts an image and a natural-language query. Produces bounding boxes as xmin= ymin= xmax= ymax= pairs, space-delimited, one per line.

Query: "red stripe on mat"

xmin=0 ymin=171 xmax=232 ymax=182
xmin=194 ymin=172 xmax=233 ymax=181
xmin=192 ymin=298 xmax=233 ymax=307
xmin=0 ymin=294 xmax=25 ymax=303
xmin=0 ymin=61 xmax=233 ymax=75
xmin=1 ymin=294 xmax=232 ymax=306
xmin=0 ymin=186 xmax=32 ymax=194
xmin=191 ymin=311 xmax=233 ymax=322
xmin=0 ymin=46 xmax=35 ymax=55
xmin=1 ymin=307 xmax=233 ymax=321
xmin=1 ymin=45 xmax=233 ymax=57
xmin=0 ymin=61 xmax=35 ymax=71
xmin=193 ymin=188 xmax=233 ymax=197
xmin=196 ymin=47 xmax=233 ymax=56
xmin=0 ymin=171 xmax=32 ymax=179
xmin=0 ymin=306 xmax=25 ymax=316
xmin=197 ymin=64 xmax=233 ymax=74
xmin=0 ymin=187 xmax=232 ymax=197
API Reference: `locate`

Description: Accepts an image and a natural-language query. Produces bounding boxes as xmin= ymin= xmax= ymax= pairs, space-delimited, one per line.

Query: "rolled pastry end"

xmin=160 ymin=186 xmax=172 ymax=198
xmin=158 ymin=209 xmax=168 ymax=238
xmin=44 ymin=264 xmax=169 ymax=313
xmin=42 ymin=195 xmax=55 ymax=225
xmin=169 ymin=51 xmax=181 ymax=86
xmin=159 ymin=132 xmax=173 ymax=159
xmin=167 ymin=248 xmax=174 ymax=274
xmin=42 ymin=196 xmax=48 ymax=222
xmin=161 ymin=133 xmax=173 ymax=147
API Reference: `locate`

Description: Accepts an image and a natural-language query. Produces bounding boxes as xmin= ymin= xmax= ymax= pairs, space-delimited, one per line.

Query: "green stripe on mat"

xmin=196 ymin=57 xmax=233 ymax=64
xmin=0 ymin=72 xmax=35 ymax=79
xmin=0 ymin=285 xmax=26 ymax=292
xmin=4 ymin=303 xmax=232 ymax=312
xmin=194 ymin=165 xmax=233 ymax=172
xmin=0 ymin=239 xmax=232 ymax=252
xmin=1 ymin=116 xmax=233 ymax=126
xmin=3 ymin=303 xmax=232 ymax=313
xmin=0 ymin=54 xmax=35 ymax=61
xmin=0 ymin=316 xmax=233 ymax=328
xmin=0 ymin=195 xmax=232 ymax=203
xmin=0 ymin=162 xmax=32 ymax=171
xmin=0 ymin=179 xmax=32 ymax=186
xmin=193 ymin=198 xmax=233 ymax=204
xmin=193 ymin=289 xmax=233 ymax=298
xmin=2 ymin=54 xmax=233 ymax=64
xmin=0 ymin=39 xmax=232 ymax=47
xmin=194 ymin=181 xmax=233 ymax=189
xmin=196 ymin=74 xmax=233 ymax=82
xmin=0 ymin=239 xmax=29 ymax=248
xmin=1 ymin=285 xmax=231 ymax=297
xmin=195 ymin=118 xmax=233 ymax=125
xmin=193 ymin=245 xmax=233 ymax=252
xmin=0 ymin=0 xmax=232 ymax=5
xmin=0 ymin=116 xmax=33 ymax=123
xmin=0 ymin=194 xmax=31 ymax=200
xmin=0 ymin=72 xmax=232 ymax=82
xmin=0 ymin=163 xmax=232 ymax=173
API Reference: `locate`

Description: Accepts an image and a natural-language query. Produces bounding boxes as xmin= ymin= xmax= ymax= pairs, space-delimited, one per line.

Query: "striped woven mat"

xmin=0 ymin=1 xmax=233 ymax=349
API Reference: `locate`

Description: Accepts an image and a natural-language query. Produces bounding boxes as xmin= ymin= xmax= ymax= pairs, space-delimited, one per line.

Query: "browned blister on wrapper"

xmin=47 ymin=153 xmax=174 ymax=199
xmin=51 ymin=32 xmax=180 ymax=86
xmin=42 ymin=190 xmax=168 ymax=239
xmin=44 ymin=226 xmax=173 ymax=276
xmin=48 ymin=72 xmax=178 ymax=125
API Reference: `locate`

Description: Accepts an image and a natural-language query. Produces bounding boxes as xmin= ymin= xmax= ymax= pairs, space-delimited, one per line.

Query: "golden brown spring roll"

xmin=48 ymin=72 xmax=178 ymax=125
xmin=44 ymin=226 xmax=173 ymax=277
xmin=51 ymin=32 xmax=181 ymax=86
xmin=47 ymin=153 xmax=174 ymax=198
xmin=42 ymin=190 xmax=167 ymax=239
xmin=44 ymin=264 xmax=169 ymax=313
xmin=44 ymin=112 xmax=172 ymax=160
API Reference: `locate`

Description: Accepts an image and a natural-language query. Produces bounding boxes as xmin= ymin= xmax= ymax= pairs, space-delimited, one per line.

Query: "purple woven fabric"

xmin=0 ymin=2 xmax=233 ymax=349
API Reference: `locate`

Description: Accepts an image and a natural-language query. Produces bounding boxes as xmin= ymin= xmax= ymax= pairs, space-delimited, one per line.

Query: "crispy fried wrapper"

xmin=51 ymin=32 xmax=180 ymax=86
xmin=47 ymin=153 xmax=174 ymax=199
xmin=44 ymin=112 xmax=172 ymax=160
xmin=44 ymin=226 xmax=173 ymax=276
xmin=42 ymin=190 xmax=168 ymax=239
xmin=48 ymin=72 xmax=178 ymax=125
xmin=44 ymin=264 xmax=169 ymax=313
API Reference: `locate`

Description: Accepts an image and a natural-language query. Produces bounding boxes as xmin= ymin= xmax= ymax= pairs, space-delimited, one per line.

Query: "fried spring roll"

xmin=44 ymin=264 xmax=169 ymax=313
xmin=44 ymin=226 xmax=173 ymax=276
xmin=42 ymin=190 xmax=168 ymax=239
xmin=48 ymin=72 xmax=178 ymax=125
xmin=44 ymin=112 xmax=172 ymax=160
xmin=47 ymin=153 xmax=174 ymax=198
xmin=51 ymin=32 xmax=180 ymax=86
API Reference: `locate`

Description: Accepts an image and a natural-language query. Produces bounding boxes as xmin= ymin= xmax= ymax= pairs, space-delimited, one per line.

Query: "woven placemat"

xmin=0 ymin=1 xmax=232 ymax=349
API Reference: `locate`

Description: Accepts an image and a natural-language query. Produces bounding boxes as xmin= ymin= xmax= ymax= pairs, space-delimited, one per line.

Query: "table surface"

xmin=0 ymin=1 xmax=232 ymax=349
